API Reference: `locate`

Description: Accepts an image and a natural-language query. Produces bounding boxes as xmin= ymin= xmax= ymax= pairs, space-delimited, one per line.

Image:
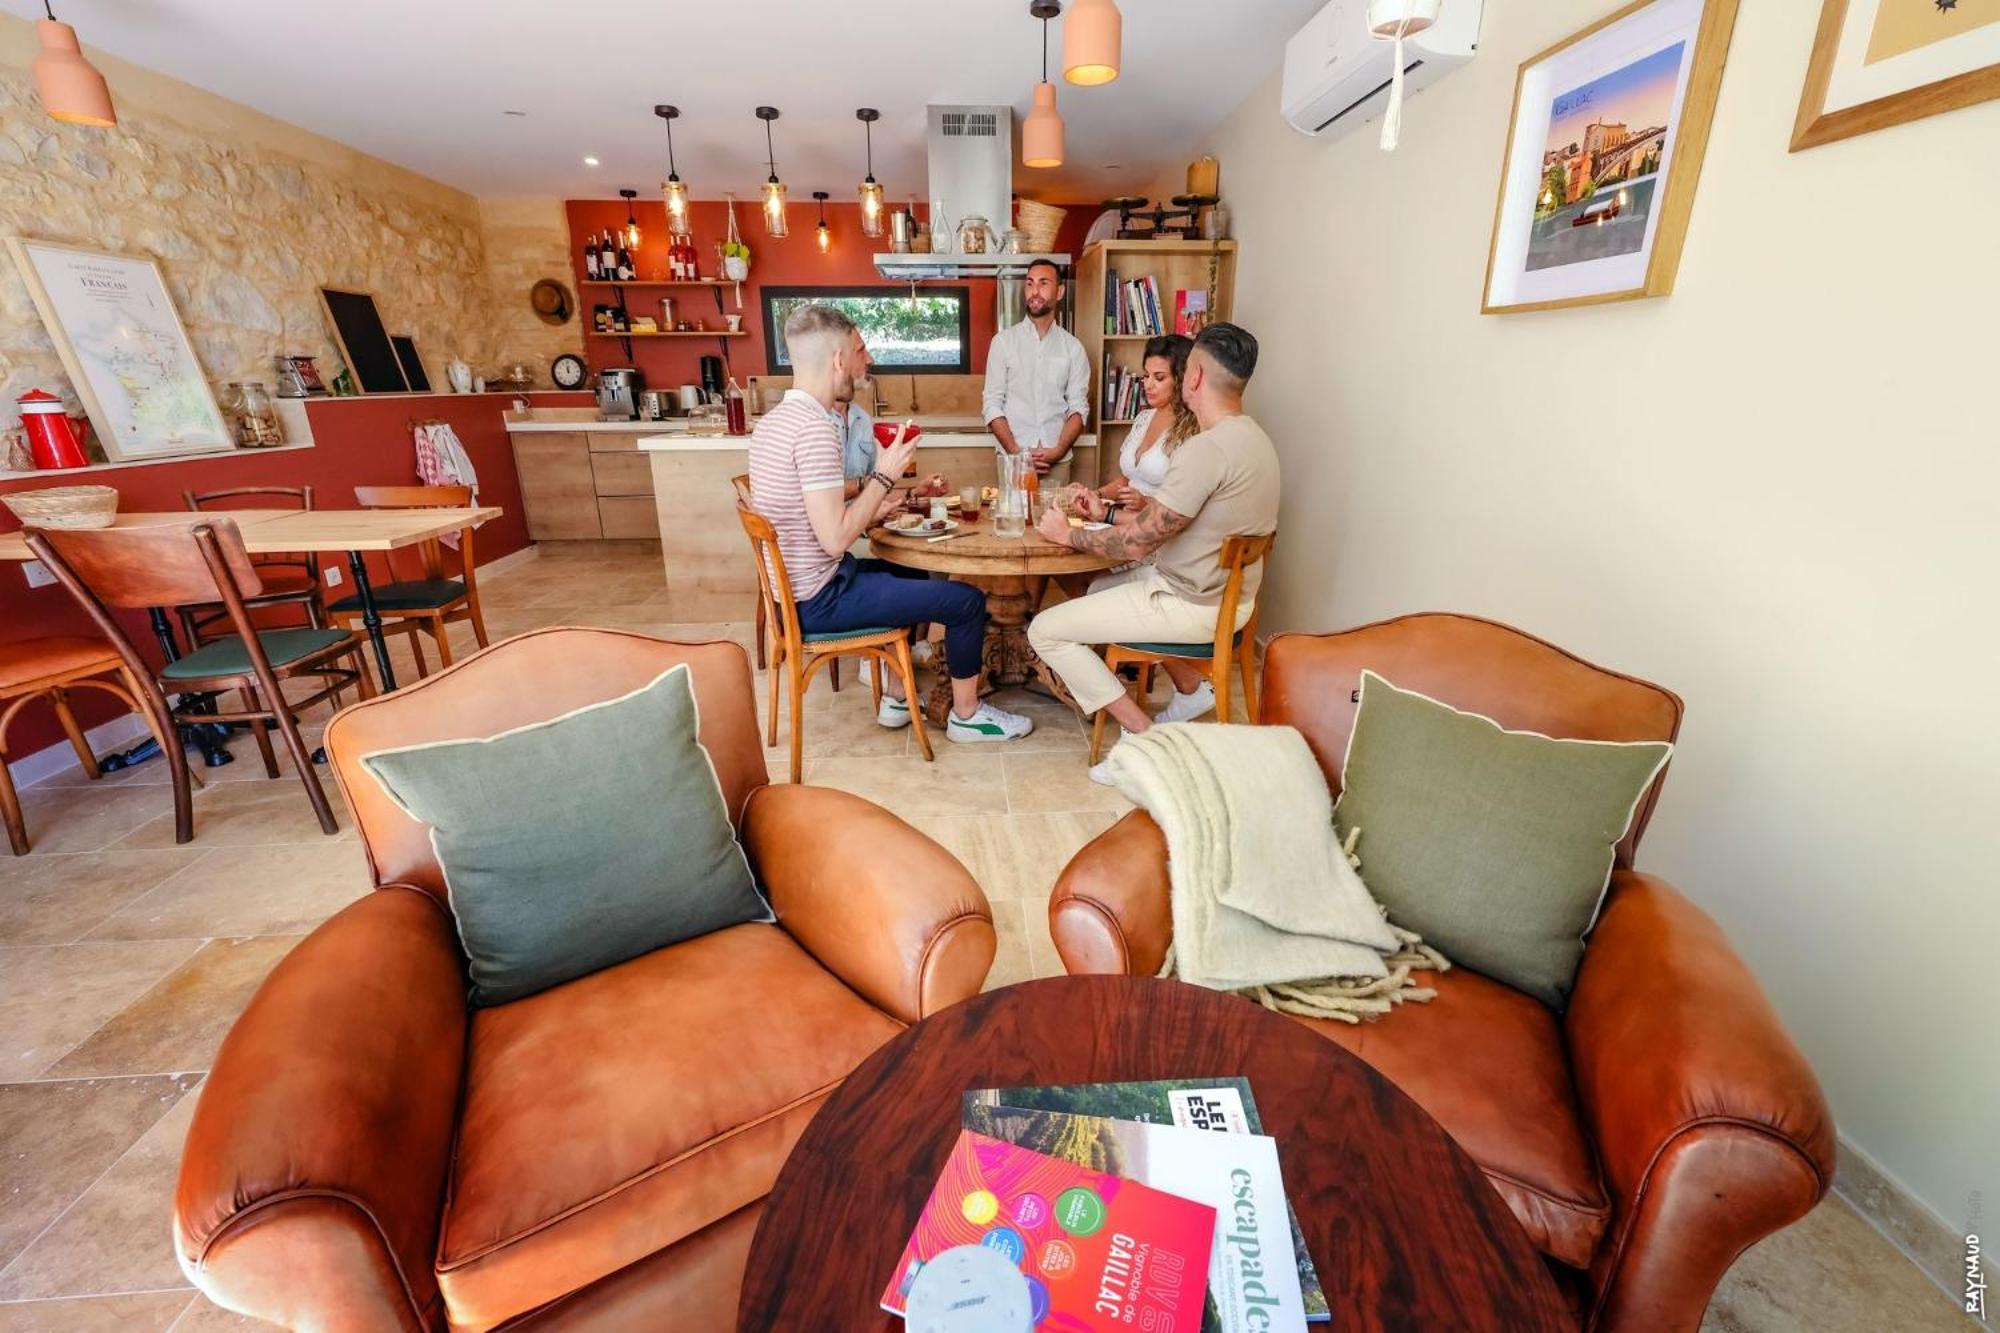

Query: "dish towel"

xmin=1100 ymin=722 xmax=1448 ymax=1023
xmin=413 ymin=422 xmax=479 ymax=549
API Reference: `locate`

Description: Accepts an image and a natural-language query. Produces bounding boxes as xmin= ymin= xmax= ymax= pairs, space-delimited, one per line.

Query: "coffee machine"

xmin=596 ymin=367 xmax=643 ymax=420
xmin=699 ymin=355 xmax=725 ymax=401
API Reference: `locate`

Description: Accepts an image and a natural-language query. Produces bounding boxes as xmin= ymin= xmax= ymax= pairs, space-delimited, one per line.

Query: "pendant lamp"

xmin=814 ymin=192 xmax=832 ymax=255
xmin=1023 ymin=2 xmax=1065 ymax=170
xmin=756 ymin=106 xmax=789 ymax=238
xmin=1062 ymin=0 xmax=1121 ymax=87
xmin=654 ymin=105 xmax=689 ymax=229
xmin=32 ymin=2 xmax=116 ymax=128
xmin=855 ymin=109 xmax=885 ymax=238
xmin=619 ymin=188 xmax=641 ymax=249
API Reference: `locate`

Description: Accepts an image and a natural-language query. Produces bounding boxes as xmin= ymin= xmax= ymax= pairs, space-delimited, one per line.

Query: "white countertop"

xmin=509 ymin=412 xmax=1000 ymax=436
xmin=638 ymin=430 xmax=1096 ymax=453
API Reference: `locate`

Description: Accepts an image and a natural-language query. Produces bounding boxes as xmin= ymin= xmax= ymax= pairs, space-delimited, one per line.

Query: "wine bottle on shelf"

xmin=584 ymin=234 xmax=599 ymax=280
xmin=621 ymin=239 xmax=636 ymax=281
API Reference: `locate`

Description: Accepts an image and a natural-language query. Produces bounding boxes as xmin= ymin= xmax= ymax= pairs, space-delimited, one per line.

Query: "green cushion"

xmin=1117 ymin=630 xmax=1245 ymax=658
xmin=803 ymin=625 xmax=896 ymax=643
xmin=360 ymin=663 xmax=771 ymax=1007
xmin=328 ymin=578 xmax=465 ymax=613
xmin=161 ymin=627 xmax=352 ymax=681
xmin=1333 ymin=670 xmax=1672 ymax=1010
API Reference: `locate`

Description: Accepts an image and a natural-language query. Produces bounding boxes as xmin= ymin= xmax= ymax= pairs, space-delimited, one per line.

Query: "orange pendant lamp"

xmin=1062 ymin=0 xmax=1121 ymax=87
xmin=32 ymin=3 xmax=116 ymax=128
xmin=1022 ymin=2 xmax=1065 ymax=170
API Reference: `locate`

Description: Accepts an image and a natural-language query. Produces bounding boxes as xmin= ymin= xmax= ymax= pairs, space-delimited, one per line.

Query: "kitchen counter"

xmin=504 ymin=412 xmax=995 ymax=436
xmin=636 ymin=430 xmax=1096 ymax=453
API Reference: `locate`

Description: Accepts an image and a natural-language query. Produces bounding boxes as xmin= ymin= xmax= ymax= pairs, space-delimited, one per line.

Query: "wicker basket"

xmin=1015 ymin=198 xmax=1067 ymax=254
xmin=2 ymin=484 xmax=120 ymax=530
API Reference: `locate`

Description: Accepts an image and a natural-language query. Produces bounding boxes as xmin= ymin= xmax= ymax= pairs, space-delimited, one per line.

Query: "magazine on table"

xmin=964 ymin=1078 xmax=1329 ymax=1325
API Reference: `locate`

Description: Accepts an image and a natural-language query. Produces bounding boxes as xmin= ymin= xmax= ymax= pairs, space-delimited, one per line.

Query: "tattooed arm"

xmin=1036 ymin=494 xmax=1193 ymax=562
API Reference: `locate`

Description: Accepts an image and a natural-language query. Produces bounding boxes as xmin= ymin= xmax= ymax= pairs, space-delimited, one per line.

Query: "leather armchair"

xmin=173 ymin=628 xmax=995 ymax=1331
xmin=1049 ymin=614 xmax=1835 ymax=1332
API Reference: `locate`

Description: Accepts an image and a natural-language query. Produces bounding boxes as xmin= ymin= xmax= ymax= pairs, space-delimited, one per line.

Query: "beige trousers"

xmin=1027 ymin=566 xmax=1248 ymax=715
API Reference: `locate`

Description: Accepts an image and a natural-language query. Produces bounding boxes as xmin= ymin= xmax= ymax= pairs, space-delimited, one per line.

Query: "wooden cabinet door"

xmin=511 ymin=433 xmax=601 ymax=540
xmin=589 ymin=451 xmax=654 ymax=497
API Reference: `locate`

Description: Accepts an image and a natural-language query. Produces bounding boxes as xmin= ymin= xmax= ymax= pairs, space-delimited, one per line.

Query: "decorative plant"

xmin=722 ymin=194 xmax=752 ymax=303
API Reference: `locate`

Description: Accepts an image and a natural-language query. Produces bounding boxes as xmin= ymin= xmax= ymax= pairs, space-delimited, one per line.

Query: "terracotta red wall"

xmin=1 ymin=390 xmax=589 ymax=764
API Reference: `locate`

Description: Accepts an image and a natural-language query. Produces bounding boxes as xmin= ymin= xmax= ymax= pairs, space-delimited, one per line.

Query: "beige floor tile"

xmin=981 ymin=901 xmax=1032 ymax=993
xmin=803 ymin=748 xmax=1008 ymax=818
xmin=83 ymin=844 xmax=369 ymax=942
xmin=1000 ymin=749 xmax=1135 ymax=816
xmin=0 ymin=942 xmax=202 ymax=1082
xmin=0 ymin=1291 xmax=194 ymax=1331
xmin=1702 ymin=1194 xmax=1979 ymax=1332
xmin=165 ymin=1295 xmax=275 ymax=1329
xmin=904 ymin=812 xmax=1118 ymax=902
xmin=0 ymin=852 xmax=205 ymax=947
xmin=0 ymin=1075 xmax=196 ymax=1264
xmin=44 ymin=938 xmax=302 ymax=1080
xmin=0 ymin=1077 xmax=202 ymax=1300
xmin=9 ymin=786 xmax=184 ymax=857
xmin=111 ymin=781 xmax=354 ymax=851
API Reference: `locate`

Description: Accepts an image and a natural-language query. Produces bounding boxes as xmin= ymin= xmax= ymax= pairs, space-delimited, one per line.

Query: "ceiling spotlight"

xmin=583 ymin=156 xmax=600 ymax=167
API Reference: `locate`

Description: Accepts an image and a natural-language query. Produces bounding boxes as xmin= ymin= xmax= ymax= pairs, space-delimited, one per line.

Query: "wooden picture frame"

xmin=1792 ymin=0 xmax=2000 ymax=151
xmin=4 ymin=237 xmax=235 ymax=462
xmin=1480 ymin=0 xmax=1740 ymax=315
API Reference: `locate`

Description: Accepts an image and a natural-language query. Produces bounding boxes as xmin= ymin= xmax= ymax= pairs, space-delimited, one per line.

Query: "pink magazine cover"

xmin=881 ymin=1130 xmax=1216 ymax=1332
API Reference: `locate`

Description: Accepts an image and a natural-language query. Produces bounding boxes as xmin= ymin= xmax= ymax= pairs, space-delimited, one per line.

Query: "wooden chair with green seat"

xmin=735 ymin=503 xmax=931 ymax=784
xmin=26 ymin=517 xmax=375 ymax=841
xmin=1089 ymin=532 xmax=1275 ymax=763
xmin=180 ymin=485 xmax=324 ymax=643
xmin=325 ymin=485 xmax=490 ymax=682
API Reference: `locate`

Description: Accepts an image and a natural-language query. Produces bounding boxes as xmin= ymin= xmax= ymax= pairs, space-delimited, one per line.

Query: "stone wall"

xmin=478 ymin=196 xmax=582 ymax=384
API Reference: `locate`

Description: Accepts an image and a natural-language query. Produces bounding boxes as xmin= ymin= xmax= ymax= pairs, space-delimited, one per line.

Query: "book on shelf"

xmin=1176 ymin=289 xmax=1209 ymax=336
xmin=880 ymin=1129 xmax=1215 ymax=1332
xmin=1105 ymin=267 xmax=1120 ymax=335
xmin=966 ymin=1079 xmax=1329 ymax=1326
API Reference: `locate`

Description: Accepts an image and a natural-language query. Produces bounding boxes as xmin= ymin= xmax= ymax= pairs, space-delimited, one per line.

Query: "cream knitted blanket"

xmin=1101 ymin=722 xmax=1448 ymax=1023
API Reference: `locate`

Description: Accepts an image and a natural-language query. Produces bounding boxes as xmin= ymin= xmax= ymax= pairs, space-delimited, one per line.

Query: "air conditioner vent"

xmin=940 ymin=111 xmax=1001 ymax=139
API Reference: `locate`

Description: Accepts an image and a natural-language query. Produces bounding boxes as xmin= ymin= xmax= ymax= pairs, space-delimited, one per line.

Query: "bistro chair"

xmin=1 ymin=636 xmax=174 ymax=855
xmin=1089 ymin=532 xmax=1275 ymax=763
xmin=325 ymin=485 xmax=490 ymax=682
xmin=736 ymin=504 xmax=931 ymax=784
xmin=27 ymin=518 xmax=374 ymax=841
xmin=180 ymin=485 xmax=323 ymax=642
xmin=731 ymin=473 xmax=775 ymax=671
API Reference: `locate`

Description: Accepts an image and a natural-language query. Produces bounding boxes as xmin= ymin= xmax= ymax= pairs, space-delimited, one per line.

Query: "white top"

xmin=1118 ymin=408 xmax=1174 ymax=497
xmin=981 ymin=316 xmax=1091 ymax=451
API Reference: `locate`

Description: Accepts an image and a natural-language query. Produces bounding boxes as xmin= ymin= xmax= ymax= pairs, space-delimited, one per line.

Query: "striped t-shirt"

xmin=748 ymin=389 xmax=846 ymax=601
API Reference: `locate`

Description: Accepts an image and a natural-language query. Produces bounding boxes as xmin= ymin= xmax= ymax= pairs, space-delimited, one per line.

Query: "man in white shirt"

xmin=983 ymin=259 xmax=1091 ymax=484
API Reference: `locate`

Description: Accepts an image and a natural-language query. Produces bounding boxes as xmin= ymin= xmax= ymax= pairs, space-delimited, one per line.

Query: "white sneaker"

xmin=1154 ymin=680 xmax=1215 ymax=725
xmin=910 ymin=639 xmax=937 ymax=670
xmin=947 ymin=701 xmax=1034 ymax=743
xmin=876 ymin=694 xmax=911 ymax=729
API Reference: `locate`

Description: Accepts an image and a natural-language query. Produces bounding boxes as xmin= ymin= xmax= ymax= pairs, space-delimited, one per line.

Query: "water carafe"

xmin=994 ymin=452 xmax=1030 ymax=538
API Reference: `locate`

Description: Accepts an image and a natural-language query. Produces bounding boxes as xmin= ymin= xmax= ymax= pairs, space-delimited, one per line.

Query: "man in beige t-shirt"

xmin=1028 ymin=323 xmax=1278 ymax=776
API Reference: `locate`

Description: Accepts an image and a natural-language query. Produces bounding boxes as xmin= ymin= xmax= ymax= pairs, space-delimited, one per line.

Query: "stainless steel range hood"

xmin=871 ymin=104 xmax=1068 ymax=281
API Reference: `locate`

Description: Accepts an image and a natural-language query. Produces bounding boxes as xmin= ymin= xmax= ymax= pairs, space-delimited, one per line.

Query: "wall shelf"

xmin=581 ymin=280 xmax=728 ymax=290
xmin=589 ymin=330 xmax=746 ymax=339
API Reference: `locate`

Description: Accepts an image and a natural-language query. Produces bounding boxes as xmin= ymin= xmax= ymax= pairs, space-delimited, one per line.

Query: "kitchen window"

xmin=761 ymin=286 xmax=972 ymax=375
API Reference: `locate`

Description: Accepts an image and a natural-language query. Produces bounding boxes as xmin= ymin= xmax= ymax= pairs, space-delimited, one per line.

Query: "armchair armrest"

xmin=174 ymin=888 xmax=467 ymax=1332
xmin=742 ymin=784 xmax=993 ymax=1024
xmin=1048 ymin=810 xmax=1173 ymax=976
xmin=1566 ymin=871 xmax=1836 ymax=1333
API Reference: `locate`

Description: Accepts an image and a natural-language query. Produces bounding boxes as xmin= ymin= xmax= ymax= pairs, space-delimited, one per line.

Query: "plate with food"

xmin=884 ymin=513 xmax=959 ymax=535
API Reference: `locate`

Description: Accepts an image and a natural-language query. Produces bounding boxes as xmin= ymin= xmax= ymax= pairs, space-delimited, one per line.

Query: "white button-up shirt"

xmin=982 ymin=316 xmax=1092 ymax=452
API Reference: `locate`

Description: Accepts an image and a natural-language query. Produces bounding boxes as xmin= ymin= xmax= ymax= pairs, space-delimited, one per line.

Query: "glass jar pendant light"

xmin=1023 ymin=2 xmax=1066 ymax=170
xmin=813 ymin=191 xmax=833 ymax=255
xmin=654 ymin=104 xmax=689 ymax=230
xmin=1063 ymin=0 xmax=1122 ymax=86
xmin=619 ymin=188 xmax=641 ymax=249
xmin=855 ymin=108 xmax=885 ymax=239
xmin=756 ymin=106 xmax=789 ymax=238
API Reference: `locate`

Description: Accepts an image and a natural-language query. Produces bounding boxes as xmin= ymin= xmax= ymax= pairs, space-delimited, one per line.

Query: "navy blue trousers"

xmin=795 ymin=556 xmax=986 ymax=680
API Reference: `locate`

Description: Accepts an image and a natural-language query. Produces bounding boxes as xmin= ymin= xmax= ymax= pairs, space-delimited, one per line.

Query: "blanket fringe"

xmin=1156 ymin=919 xmax=1451 ymax=1025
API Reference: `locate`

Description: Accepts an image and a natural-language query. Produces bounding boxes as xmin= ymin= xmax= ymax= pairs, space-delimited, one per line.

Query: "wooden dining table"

xmin=868 ymin=514 xmax=1114 ymax=726
xmin=2 ymin=506 xmax=501 ymax=764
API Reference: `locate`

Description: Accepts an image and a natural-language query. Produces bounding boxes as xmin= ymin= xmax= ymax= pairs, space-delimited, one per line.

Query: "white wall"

xmin=1201 ymin=0 xmax=1998 ymax=1242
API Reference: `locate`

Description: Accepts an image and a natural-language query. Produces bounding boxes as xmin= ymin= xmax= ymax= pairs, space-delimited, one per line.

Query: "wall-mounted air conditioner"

xmin=1281 ymin=0 xmax=1482 ymax=140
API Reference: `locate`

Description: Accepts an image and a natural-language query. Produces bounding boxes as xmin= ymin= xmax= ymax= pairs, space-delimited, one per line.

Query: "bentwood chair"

xmin=28 ymin=518 xmax=375 ymax=841
xmin=730 ymin=474 xmax=774 ymax=671
xmin=180 ymin=485 xmax=323 ymax=641
xmin=1089 ymin=532 xmax=1274 ymax=762
xmin=735 ymin=505 xmax=931 ymax=784
xmin=325 ymin=485 xmax=490 ymax=682
xmin=1 ymin=636 xmax=173 ymax=855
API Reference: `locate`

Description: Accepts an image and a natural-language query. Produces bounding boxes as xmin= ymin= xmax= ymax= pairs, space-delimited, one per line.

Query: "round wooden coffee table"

xmin=738 ymin=975 xmax=1571 ymax=1332
xmin=870 ymin=516 xmax=1113 ymax=725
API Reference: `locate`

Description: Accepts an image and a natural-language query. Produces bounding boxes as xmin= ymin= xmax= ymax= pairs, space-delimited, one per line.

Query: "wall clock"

xmin=550 ymin=353 xmax=587 ymax=390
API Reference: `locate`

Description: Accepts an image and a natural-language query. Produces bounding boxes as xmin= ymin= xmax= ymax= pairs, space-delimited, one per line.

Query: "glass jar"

xmin=956 ymin=215 xmax=991 ymax=255
xmin=1001 ymin=227 xmax=1027 ymax=255
xmin=930 ymin=198 xmax=952 ymax=254
xmin=237 ymin=382 xmax=283 ymax=446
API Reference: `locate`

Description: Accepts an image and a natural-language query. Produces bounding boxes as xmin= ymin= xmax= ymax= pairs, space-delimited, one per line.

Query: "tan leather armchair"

xmin=1049 ymin=614 xmax=1835 ymax=1333
xmin=173 ymin=628 xmax=996 ymax=1331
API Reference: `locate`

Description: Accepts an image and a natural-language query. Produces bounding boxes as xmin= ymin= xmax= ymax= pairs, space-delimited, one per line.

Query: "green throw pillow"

xmin=361 ymin=663 xmax=769 ymax=1007
xmin=1332 ymin=670 xmax=1671 ymax=1009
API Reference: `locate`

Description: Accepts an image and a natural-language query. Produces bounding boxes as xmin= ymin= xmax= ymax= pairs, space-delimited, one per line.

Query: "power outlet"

xmin=22 ymin=559 xmax=56 ymax=589
xmin=324 ymin=564 xmax=343 ymax=587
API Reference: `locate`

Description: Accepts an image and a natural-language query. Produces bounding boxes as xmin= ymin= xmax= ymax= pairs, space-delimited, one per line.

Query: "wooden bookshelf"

xmin=1074 ymin=239 xmax=1237 ymax=486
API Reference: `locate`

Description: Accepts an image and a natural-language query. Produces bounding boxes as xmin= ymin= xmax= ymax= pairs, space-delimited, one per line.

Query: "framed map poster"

xmin=5 ymin=238 xmax=233 ymax=462
xmin=1792 ymin=0 xmax=2000 ymax=150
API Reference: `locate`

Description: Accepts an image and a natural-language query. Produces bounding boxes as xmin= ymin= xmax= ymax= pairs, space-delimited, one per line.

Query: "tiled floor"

xmin=0 ymin=544 xmax=1974 ymax=1330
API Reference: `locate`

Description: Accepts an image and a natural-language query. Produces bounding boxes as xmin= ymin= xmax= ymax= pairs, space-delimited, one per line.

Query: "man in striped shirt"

xmin=749 ymin=303 xmax=1032 ymax=742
